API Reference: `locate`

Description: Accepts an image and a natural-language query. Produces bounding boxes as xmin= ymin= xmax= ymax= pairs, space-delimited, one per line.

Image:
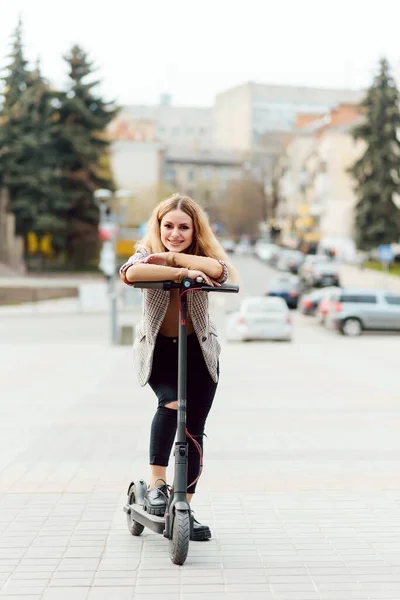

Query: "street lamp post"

xmin=94 ymin=188 xmax=131 ymax=345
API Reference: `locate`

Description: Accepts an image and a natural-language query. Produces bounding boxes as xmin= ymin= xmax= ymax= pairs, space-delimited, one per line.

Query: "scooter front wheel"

xmin=169 ymin=510 xmax=190 ymax=565
xmin=127 ymin=486 xmax=145 ymax=537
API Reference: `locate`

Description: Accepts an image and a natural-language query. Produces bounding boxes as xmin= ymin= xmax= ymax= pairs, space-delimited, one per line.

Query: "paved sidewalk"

xmin=1 ymin=307 xmax=400 ymax=599
xmin=339 ymin=263 xmax=400 ymax=292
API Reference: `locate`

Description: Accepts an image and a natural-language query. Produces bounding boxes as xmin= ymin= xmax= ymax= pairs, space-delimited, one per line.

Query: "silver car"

xmin=276 ymin=250 xmax=304 ymax=274
xmin=226 ymin=296 xmax=293 ymax=342
xmin=326 ymin=288 xmax=400 ymax=336
xmin=305 ymin=261 xmax=341 ymax=288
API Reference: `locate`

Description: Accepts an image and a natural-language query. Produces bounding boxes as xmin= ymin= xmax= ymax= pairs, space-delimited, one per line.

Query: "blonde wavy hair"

xmin=138 ymin=193 xmax=238 ymax=282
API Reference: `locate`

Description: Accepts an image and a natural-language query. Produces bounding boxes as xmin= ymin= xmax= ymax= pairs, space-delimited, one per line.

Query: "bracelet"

xmin=176 ymin=267 xmax=189 ymax=282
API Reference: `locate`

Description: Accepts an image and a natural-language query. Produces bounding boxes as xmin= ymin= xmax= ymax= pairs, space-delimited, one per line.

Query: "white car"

xmin=226 ymin=296 xmax=293 ymax=342
xmin=220 ymin=238 xmax=236 ymax=254
xmin=298 ymin=254 xmax=328 ymax=281
xmin=235 ymin=242 xmax=252 ymax=255
xmin=254 ymin=241 xmax=279 ymax=263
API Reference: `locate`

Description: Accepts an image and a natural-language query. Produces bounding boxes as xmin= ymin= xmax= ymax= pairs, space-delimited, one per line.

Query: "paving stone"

xmin=87 ymin=589 xmax=134 ymax=600
xmin=41 ymin=587 xmax=91 ymax=600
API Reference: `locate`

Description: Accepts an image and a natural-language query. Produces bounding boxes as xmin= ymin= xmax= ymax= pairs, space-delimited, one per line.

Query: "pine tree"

xmin=349 ymin=57 xmax=400 ymax=250
xmin=0 ymin=24 xmax=68 ymax=251
xmin=54 ymin=45 xmax=118 ymax=267
xmin=11 ymin=63 xmax=70 ymax=248
xmin=0 ymin=17 xmax=31 ymax=201
xmin=0 ymin=18 xmax=30 ymax=110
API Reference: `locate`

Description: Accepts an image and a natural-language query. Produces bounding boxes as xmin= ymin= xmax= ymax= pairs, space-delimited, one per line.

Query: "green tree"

xmin=54 ymin=45 xmax=118 ymax=267
xmin=0 ymin=30 xmax=68 ymax=252
xmin=0 ymin=17 xmax=31 ymax=201
xmin=11 ymin=62 xmax=69 ymax=249
xmin=349 ymin=57 xmax=400 ymax=250
xmin=0 ymin=17 xmax=30 ymax=110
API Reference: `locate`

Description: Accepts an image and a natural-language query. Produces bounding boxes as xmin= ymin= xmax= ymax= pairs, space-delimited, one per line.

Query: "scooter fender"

xmin=163 ymin=501 xmax=190 ymax=539
xmin=126 ymin=480 xmax=147 ymax=505
xmin=173 ymin=501 xmax=190 ymax=512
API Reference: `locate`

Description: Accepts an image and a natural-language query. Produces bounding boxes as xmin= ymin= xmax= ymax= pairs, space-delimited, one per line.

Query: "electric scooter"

xmin=123 ymin=276 xmax=239 ymax=565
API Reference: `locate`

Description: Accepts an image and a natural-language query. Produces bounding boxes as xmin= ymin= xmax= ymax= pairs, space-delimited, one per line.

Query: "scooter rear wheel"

xmin=127 ymin=487 xmax=145 ymax=536
xmin=169 ymin=510 xmax=190 ymax=565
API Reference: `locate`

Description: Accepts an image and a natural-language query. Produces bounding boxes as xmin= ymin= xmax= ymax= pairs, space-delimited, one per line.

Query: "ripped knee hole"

xmin=164 ymin=401 xmax=178 ymax=410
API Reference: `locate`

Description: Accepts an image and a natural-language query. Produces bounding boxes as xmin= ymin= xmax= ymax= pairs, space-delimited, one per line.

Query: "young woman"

xmin=120 ymin=193 xmax=235 ymax=541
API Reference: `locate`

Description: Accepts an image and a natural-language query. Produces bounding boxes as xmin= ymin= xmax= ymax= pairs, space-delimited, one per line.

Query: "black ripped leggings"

xmin=148 ymin=333 xmax=218 ymax=494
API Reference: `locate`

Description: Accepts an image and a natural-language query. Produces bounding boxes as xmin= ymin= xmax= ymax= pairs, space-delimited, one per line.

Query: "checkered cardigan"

xmin=120 ymin=246 xmax=228 ymax=386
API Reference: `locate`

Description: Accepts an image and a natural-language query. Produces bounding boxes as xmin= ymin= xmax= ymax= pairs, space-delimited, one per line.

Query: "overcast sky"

xmin=2 ymin=0 xmax=400 ymax=107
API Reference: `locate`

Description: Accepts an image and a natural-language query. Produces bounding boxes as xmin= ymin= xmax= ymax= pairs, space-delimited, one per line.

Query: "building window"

xmin=203 ymin=167 xmax=212 ymax=180
xmin=187 ymin=169 xmax=195 ymax=182
xmin=164 ymin=166 xmax=176 ymax=182
xmin=221 ymin=168 xmax=233 ymax=181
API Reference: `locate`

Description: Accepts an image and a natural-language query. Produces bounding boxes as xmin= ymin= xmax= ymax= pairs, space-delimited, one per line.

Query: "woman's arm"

xmin=120 ymin=247 xmax=187 ymax=285
xmin=124 ymin=263 xmax=189 ymax=283
xmin=125 ymin=263 xmax=217 ymax=286
xmin=170 ymin=252 xmax=224 ymax=280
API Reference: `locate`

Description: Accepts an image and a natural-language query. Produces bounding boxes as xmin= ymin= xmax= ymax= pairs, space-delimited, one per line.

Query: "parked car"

xmin=266 ymin=275 xmax=302 ymax=308
xmin=226 ymin=296 xmax=292 ymax=342
xmin=220 ymin=238 xmax=236 ymax=254
xmin=325 ymin=289 xmax=400 ymax=336
xmin=254 ymin=241 xmax=279 ymax=263
xmin=299 ymin=254 xmax=328 ymax=281
xmin=299 ymin=287 xmax=339 ymax=316
xmin=269 ymin=245 xmax=283 ymax=267
xmin=276 ymin=249 xmax=305 ymax=274
xmin=304 ymin=261 xmax=341 ymax=288
xmin=236 ymin=240 xmax=252 ymax=255
xmin=315 ymin=289 xmax=339 ymax=325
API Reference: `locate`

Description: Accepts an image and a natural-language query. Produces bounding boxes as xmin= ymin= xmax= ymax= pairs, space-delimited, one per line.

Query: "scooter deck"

xmin=124 ymin=501 xmax=165 ymax=535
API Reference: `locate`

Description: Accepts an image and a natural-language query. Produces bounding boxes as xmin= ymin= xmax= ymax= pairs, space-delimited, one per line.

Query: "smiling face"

xmin=160 ymin=209 xmax=194 ymax=253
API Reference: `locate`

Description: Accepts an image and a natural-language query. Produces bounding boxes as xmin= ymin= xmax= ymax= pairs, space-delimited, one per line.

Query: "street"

xmin=208 ymin=256 xmax=400 ymax=494
xmin=1 ymin=255 xmax=400 ymax=599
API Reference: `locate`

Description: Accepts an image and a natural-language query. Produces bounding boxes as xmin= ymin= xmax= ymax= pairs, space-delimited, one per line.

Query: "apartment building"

xmin=113 ymin=94 xmax=213 ymax=149
xmin=108 ymin=94 xmax=245 ymax=222
xmin=276 ymin=104 xmax=364 ymax=255
xmin=108 ymin=84 xmax=363 ymax=232
xmin=214 ymin=82 xmax=363 ymax=151
xmin=163 ymin=146 xmax=244 ymax=219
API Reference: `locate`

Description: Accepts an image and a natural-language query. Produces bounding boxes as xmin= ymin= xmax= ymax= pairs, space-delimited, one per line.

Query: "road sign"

xmin=378 ymin=244 xmax=394 ymax=263
xmin=99 ymin=241 xmax=116 ymax=276
xmin=99 ymin=222 xmax=117 ymax=241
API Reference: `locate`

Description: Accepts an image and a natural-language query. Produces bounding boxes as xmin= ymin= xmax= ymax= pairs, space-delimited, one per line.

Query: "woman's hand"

xmin=187 ymin=269 xmax=220 ymax=287
xmin=142 ymin=252 xmax=172 ymax=266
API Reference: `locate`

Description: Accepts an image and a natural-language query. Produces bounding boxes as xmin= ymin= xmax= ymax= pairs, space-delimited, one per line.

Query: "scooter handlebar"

xmin=133 ymin=278 xmax=239 ymax=293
